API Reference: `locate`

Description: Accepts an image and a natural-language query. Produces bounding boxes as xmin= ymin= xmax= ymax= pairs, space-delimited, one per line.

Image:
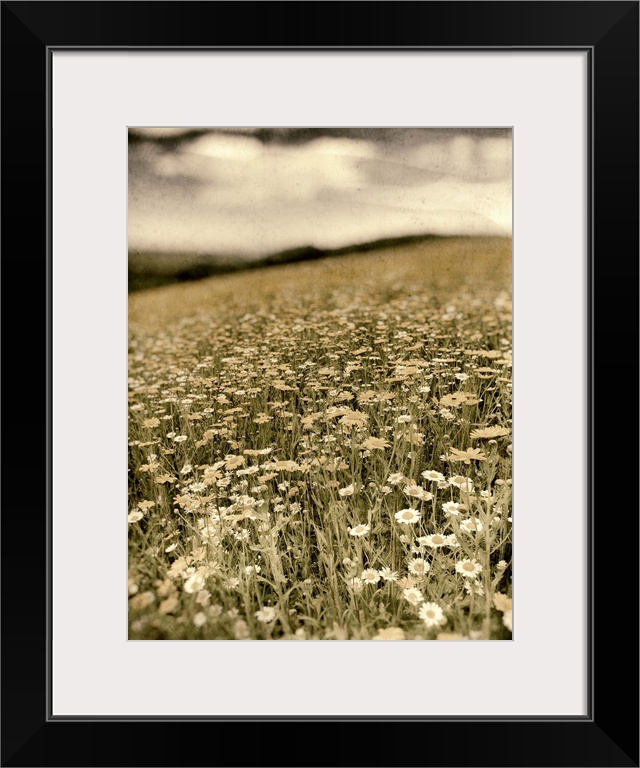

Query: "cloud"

xmin=128 ymin=129 xmax=512 ymax=255
xmin=186 ymin=133 xmax=264 ymax=161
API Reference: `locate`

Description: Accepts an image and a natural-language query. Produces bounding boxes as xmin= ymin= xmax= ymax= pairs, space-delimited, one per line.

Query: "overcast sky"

xmin=128 ymin=127 xmax=512 ymax=258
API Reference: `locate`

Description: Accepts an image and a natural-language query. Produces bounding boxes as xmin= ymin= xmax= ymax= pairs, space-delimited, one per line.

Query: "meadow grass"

xmin=128 ymin=236 xmax=512 ymax=640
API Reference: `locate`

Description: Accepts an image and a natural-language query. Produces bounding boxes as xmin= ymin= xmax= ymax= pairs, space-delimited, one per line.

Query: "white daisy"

xmin=254 ymin=606 xmax=276 ymax=623
xmin=379 ymin=567 xmax=399 ymax=582
xmin=455 ymin=559 xmax=483 ymax=579
xmin=348 ymin=523 xmax=370 ymax=537
xmin=361 ymin=569 xmax=381 ymax=585
xmin=418 ymin=533 xmax=447 ymax=548
xmin=442 ymin=501 xmax=462 ymax=517
xmin=183 ymin=572 xmax=206 ymax=594
xmin=419 ymin=602 xmax=445 ymax=627
xmin=408 ymin=558 xmax=431 ymax=577
xmin=421 ymin=469 xmax=445 ymax=483
xmin=448 ymin=475 xmax=474 ymax=493
xmin=403 ymin=485 xmax=433 ymax=501
xmin=459 ymin=517 xmax=484 ymax=534
xmin=403 ymin=587 xmax=425 ymax=605
xmin=464 ymin=580 xmax=485 ymax=596
xmin=394 ymin=508 xmax=422 ymax=525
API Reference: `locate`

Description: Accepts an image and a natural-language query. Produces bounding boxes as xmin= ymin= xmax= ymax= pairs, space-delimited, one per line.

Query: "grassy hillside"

xmin=129 ymin=234 xmax=487 ymax=293
xmin=130 ymin=236 xmax=511 ymax=328
xmin=128 ymin=236 xmax=513 ymax=640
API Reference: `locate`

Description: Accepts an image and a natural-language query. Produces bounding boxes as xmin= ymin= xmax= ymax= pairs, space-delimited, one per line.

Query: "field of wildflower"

xmin=128 ymin=236 xmax=513 ymax=640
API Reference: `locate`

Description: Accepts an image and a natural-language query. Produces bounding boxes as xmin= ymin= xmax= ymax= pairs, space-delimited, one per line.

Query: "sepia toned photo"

xmin=128 ymin=127 xmax=513 ymax=640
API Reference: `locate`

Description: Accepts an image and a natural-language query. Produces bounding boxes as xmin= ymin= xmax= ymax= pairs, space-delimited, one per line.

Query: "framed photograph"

xmin=2 ymin=2 xmax=637 ymax=766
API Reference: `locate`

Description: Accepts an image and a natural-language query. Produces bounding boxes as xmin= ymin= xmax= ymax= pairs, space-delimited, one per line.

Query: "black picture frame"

xmin=2 ymin=2 xmax=638 ymax=766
